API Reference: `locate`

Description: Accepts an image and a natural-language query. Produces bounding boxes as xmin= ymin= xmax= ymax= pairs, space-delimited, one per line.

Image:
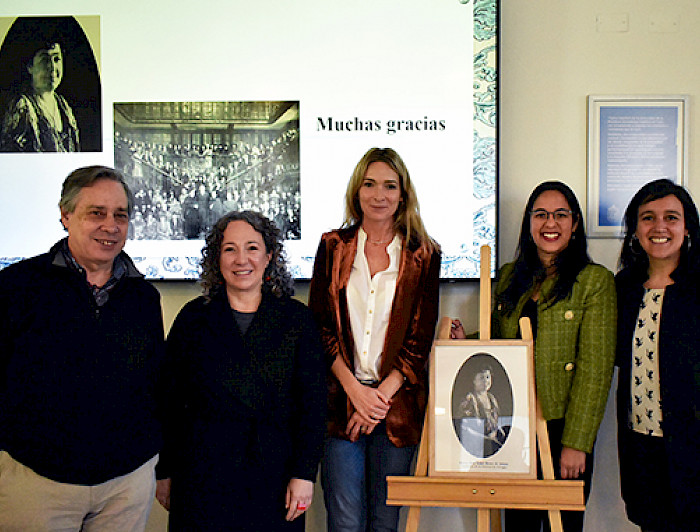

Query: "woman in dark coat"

xmin=616 ymin=179 xmax=700 ymax=531
xmin=156 ymin=211 xmax=326 ymax=532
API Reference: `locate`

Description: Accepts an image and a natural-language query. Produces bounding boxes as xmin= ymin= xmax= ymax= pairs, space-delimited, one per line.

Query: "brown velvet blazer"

xmin=309 ymin=226 xmax=441 ymax=447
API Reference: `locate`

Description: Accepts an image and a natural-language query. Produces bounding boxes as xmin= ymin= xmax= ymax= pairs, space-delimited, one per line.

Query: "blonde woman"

xmin=309 ymin=147 xmax=440 ymax=532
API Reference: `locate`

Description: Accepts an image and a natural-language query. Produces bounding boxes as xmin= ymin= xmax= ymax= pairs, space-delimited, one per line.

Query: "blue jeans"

xmin=321 ymin=424 xmax=415 ymax=532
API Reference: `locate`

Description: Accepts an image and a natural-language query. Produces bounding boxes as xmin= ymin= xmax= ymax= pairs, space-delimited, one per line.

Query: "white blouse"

xmin=347 ymin=228 xmax=401 ymax=382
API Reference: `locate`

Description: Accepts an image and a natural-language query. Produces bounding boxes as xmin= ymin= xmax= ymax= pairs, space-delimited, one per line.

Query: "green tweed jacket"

xmin=492 ymin=262 xmax=616 ymax=453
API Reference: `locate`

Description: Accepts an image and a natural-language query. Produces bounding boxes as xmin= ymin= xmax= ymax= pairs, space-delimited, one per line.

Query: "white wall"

xmin=149 ymin=1 xmax=700 ymax=530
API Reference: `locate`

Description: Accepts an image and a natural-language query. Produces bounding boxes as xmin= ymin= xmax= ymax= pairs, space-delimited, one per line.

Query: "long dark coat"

xmin=158 ymin=291 xmax=326 ymax=532
xmin=616 ymin=266 xmax=700 ymax=530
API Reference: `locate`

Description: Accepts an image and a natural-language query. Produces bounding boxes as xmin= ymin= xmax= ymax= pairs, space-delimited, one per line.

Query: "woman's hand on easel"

xmin=450 ymin=319 xmax=467 ymax=339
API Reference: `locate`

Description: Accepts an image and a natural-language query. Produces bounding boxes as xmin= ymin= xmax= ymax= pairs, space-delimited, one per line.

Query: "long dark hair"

xmin=619 ymin=179 xmax=700 ymax=278
xmin=200 ymin=211 xmax=293 ymax=301
xmin=496 ymin=181 xmax=589 ymax=314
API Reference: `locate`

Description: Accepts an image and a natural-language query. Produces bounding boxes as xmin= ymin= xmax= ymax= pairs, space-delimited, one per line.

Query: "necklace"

xmin=362 ymin=226 xmax=394 ymax=245
xmin=367 ymin=236 xmax=393 ymax=245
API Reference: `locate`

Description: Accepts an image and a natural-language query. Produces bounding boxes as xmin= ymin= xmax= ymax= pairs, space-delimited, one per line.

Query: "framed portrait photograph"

xmin=587 ymin=95 xmax=688 ymax=238
xmin=429 ymin=340 xmax=536 ymax=478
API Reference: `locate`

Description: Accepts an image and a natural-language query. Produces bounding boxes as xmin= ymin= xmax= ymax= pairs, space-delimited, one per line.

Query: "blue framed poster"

xmin=587 ymin=95 xmax=688 ymax=238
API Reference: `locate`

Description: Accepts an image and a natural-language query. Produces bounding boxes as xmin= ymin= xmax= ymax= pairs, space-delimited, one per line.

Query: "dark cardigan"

xmin=158 ymin=291 xmax=326 ymax=531
xmin=0 ymin=240 xmax=165 ymax=485
xmin=616 ymin=266 xmax=700 ymax=529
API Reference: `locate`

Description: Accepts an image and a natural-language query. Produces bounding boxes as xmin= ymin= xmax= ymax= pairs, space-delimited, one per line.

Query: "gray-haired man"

xmin=0 ymin=165 xmax=164 ymax=531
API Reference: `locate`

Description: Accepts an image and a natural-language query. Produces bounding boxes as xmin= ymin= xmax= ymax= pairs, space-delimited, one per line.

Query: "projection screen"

xmin=0 ymin=0 xmax=497 ymax=279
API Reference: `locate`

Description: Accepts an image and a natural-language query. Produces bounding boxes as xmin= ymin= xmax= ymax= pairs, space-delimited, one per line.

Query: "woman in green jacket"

xmin=453 ymin=181 xmax=616 ymax=532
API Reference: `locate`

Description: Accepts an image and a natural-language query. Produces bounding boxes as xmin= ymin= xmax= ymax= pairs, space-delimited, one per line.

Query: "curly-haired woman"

xmin=156 ymin=211 xmax=326 ymax=531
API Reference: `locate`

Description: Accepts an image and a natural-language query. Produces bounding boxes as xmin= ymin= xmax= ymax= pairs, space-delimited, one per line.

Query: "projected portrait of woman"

xmin=452 ymin=353 xmax=513 ymax=458
xmin=0 ymin=16 xmax=101 ymax=152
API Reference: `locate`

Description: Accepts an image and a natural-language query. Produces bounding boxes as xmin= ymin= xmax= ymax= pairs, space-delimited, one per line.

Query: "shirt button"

xmin=564 ymin=362 xmax=575 ymax=371
xmin=564 ymin=310 xmax=574 ymax=320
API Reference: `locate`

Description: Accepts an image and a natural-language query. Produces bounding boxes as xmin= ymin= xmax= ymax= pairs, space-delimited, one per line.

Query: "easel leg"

xmin=536 ymin=402 xmax=563 ymax=532
xmin=405 ymin=411 xmax=430 ymax=532
xmin=548 ymin=509 xmax=563 ymax=532
xmin=477 ymin=508 xmax=491 ymax=532
xmin=523 ymin=318 xmax=565 ymax=532
xmin=490 ymin=508 xmax=502 ymax=531
xmin=405 ymin=506 xmax=421 ymax=532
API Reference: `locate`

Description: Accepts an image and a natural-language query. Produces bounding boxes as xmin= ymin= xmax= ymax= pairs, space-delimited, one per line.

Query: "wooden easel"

xmin=387 ymin=246 xmax=584 ymax=532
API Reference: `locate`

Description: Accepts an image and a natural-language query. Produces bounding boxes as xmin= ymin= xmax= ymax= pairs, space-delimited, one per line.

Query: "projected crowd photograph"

xmin=114 ymin=100 xmax=300 ymax=241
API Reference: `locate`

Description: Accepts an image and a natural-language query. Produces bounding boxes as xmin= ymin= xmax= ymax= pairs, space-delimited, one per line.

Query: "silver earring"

xmin=629 ymin=235 xmax=641 ymax=254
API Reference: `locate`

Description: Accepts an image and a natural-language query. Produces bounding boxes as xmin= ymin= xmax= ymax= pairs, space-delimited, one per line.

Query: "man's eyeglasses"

xmin=530 ymin=209 xmax=573 ymax=222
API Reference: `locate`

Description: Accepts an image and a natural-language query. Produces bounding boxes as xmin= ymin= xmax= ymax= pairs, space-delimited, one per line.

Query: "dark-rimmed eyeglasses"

xmin=530 ymin=209 xmax=573 ymax=222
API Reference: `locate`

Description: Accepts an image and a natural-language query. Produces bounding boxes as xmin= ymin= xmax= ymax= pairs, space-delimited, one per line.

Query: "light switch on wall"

xmin=596 ymin=13 xmax=629 ymax=33
xmin=649 ymin=13 xmax=679 ymax=33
